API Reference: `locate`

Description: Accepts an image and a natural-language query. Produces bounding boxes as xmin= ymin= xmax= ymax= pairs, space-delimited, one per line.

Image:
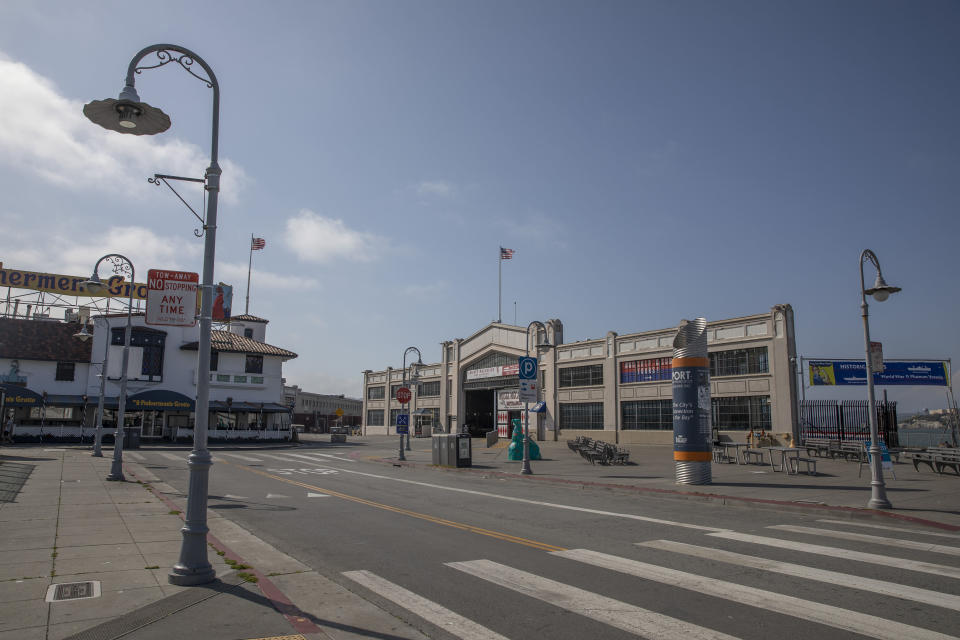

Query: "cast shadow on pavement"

xmin=710 ymin=482 xmax=926 ymax=492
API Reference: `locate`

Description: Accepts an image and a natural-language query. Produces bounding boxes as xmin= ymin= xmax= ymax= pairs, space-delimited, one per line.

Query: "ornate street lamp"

xmin=83 ymin=256 xmax=135 ymax=480
xmin=74 ymin=317 xmax=110 ymax=457
xmin=399 ymin=347 xmax=423 ymax=461
xmin=85 ymin=44 xmax=220 ymax=586
xmin=859 ymin=249 xmax=901 ymax=509
xmin=521 ymin=321 xmax=553 ymax=475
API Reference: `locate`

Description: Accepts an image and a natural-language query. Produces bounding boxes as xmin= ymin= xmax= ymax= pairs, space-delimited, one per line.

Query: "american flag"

xmin=500 ymin=247 xmax=515 ymax=260
xmin=251 ymin=237 xmax=266 ymax=250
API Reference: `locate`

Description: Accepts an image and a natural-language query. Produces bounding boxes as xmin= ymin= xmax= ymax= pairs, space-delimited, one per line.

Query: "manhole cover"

xmin=46 ymin=581 xmax=101 ymax=602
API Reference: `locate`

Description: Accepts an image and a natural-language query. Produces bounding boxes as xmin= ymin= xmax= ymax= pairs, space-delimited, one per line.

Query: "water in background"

xmin=898 ymin=427 xmax=956 ymax=448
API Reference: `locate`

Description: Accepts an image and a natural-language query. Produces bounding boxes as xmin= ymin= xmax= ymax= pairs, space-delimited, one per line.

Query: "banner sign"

xmin=466 ymin=363 xmax=519 ymax=381
xmin=809 ymin=361 xmax=950 ymax=387
xmin=0 ymin=264 xmax=148 ymax=300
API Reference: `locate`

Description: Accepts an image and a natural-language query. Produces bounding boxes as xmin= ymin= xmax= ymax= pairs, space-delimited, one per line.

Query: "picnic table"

xmin=713 ymin=442 xmax=750 ymax=464
xmin=763 ymin=446 xmax=801 ymax=473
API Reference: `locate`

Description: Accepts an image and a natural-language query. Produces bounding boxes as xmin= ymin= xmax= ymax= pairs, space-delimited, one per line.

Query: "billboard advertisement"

xmin=809 ymin=360 xmax=950 ymax=387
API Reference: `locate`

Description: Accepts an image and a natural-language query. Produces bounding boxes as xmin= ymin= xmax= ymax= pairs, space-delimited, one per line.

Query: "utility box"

xmin=456 ymin=433 xmax=472 ymax=467
xmin=432 ymin=434 xmax=449 ymax=466
xmin=432 ymin=434 xmax=471 ymax=467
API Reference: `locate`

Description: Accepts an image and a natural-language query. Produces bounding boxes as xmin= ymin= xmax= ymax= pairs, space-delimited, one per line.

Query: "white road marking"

xmin=816 ymin=519 xmax=960 ymax=540
xmin=158 ymin=452 xmax=185 ymax=462
xmin=219 ymin=452 xmax=263 ymax=462
xmin=283 ymin=451 xmax=356 ymax=463
xmin=553 ymin=548 xmax=955 ymax=640
xmin=307 ymin=493 xmax=329 ymax=498
xmin=343 ymin=570 xmax=510 ymax=640
xmin=266 ymin=493 xmax=289 ymax=499
xmin=258 ymin=459 xmax=724 ymax=532
xmin=125 ymin=452 xmax=145 ymax=461
xmin=224 ymin=495 xmax=248 ymax=500
xmin=709 ymin=531 xmax=960 ymax=579
xmin=639 ymin=539 xmax=960 ymax=612
xmin=769 ymin=525 xmax=960 ymax=557
xmin=447 ymin=559 xmax=739 ymax=640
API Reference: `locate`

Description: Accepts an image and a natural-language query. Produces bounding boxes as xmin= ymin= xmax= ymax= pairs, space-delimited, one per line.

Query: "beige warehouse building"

xmin=362 ymin=304 xmax=798 ymax=444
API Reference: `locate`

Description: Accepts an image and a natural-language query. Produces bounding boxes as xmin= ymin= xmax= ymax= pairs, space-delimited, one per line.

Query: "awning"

xmin=0 ymin=383 xmax=44 ymax=406
xmin=528 ymin=401 xmax=547 ymax=413
xmin=45 ymin=394 xmax=89 ymax=407
xmin=127 ymin=389 xmax=195 ymax=412
xmin=208 ymin=401 xmax=290 ymax=413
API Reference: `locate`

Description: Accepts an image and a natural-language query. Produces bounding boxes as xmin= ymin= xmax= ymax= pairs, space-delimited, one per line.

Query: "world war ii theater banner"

xmin=809 ymin=361 xmax=950 ymax=386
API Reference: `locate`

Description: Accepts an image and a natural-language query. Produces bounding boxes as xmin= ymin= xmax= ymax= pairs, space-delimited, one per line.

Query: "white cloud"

xmin=0 ymin=55 xmax=247 ymax=204
xmin=415 ymin=180 xmax=455 ymax=197
xmin=215 ymin=261 xmax=319 ymax=291
xmin=1 ymin=224 xmax=203 ymax=278
xmin=283 ymin=209 xmax=386 ymax=264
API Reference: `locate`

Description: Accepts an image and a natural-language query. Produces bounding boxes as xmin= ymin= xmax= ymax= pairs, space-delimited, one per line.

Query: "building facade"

xmin=361 ymin=305 xmax=798 ymax=444
xmin=0 ymin=312 xmax=298 ymax=442
xmin=283 ymin=385 xmax=362 ymax=432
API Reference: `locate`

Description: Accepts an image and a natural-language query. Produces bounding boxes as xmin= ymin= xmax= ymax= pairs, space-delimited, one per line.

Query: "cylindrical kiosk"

xmin=672 ymin=318 xmax=712 ymax=484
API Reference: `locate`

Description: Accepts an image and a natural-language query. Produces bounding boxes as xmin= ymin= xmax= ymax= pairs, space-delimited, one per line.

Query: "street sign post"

xmin=396 ymin=387 xmax=412 ymax=404
xmin=518 ymin=356 xmax=538 ymax=380
xmin=146 ymin=269 xmax=199 ymax=327
xmin=870 ymin=342 xmax=884 ymax=373
xmin=519 ymin=379 xmax=538 ymax=403
xmin=396 ymin=413 xmax=409 ymax=435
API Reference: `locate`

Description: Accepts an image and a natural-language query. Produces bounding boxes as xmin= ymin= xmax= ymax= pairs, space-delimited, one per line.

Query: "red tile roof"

xmin=231 ymin=314 xmax=269 ymax=323
xmin=180 ymin=330 xmax=297 ymax=359
xmin=0 ymin=318 xmax=92 ymax=363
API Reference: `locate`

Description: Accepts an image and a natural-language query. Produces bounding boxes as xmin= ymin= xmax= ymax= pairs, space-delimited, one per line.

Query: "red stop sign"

xmin=396 ymin=387 xmax=412 ymax=404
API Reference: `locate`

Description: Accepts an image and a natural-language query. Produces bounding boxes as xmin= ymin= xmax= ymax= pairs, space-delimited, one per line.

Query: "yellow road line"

xmin=223 ymin=460 xmax=566 ymax=552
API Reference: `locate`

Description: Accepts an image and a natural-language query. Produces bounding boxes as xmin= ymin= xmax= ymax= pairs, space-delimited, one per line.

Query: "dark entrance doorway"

xmin=463 ymin=390 xmax=495 ymax=437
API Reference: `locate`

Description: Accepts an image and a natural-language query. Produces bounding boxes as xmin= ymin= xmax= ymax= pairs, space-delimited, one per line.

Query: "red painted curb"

xmin=362 ymin=456 xmax=960 ymax=532
xmin=124 ymin=465 xmax=328 ymax=638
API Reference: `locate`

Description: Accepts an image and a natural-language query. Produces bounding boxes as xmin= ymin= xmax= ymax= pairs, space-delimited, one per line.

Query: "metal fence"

xmin=799 ymin=400 xmax=898 ymax=446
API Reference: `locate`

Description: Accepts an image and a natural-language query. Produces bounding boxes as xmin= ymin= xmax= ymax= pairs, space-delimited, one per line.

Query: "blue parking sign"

xmin=519 ymin=356 xmax=538 ymax=380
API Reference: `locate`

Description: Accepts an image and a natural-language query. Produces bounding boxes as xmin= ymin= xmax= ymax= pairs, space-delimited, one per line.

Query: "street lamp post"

xmin=74 ymin=318 xmax=110 ymax=457
xmin=859 ymin=249 xmax=901 ymax=510
xmin=521 ymin=321 xmax=553 ymax=475
xmin=83 ymin=255 xmax=135 ymax=481
xmin=85 ymin=44 xmax=220 ymax=586
xmin=400 ymin=347 xmax=423 ymax=461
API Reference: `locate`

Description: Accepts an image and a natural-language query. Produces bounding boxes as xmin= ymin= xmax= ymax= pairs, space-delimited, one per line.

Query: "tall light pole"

xmin=860 ymin=249 xmax=901 ymax=510
xmin=521 ymin=321 xmax=552 ymax=475
xmin=85 ymin=44 xmax=220 ymax=586
xmin=74 ymin=317 xmax=110 ymax=457
xmin=83 ymin=255 xmax=135 ymax=481
xmin=400 ymin=347 xmax=423 ymax=461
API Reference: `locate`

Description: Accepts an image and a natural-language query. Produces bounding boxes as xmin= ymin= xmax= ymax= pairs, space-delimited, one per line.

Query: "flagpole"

xmin=498 ymin=247 xmax=502 ymax=323
xmin=245 ymin=234 xmax=253 ymax=315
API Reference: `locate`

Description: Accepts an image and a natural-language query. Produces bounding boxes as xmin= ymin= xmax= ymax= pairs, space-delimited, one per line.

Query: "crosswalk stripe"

xmin=220 ymin=452 xmax=263 ymax=462
xmin=158 ymin=452 xmax=185 ymax=462
xmin=343 ymin=570 xmax=510 ymax=640
xmin=816 ymin=519 xmax=960 ymax=540
xmin=770 ymin=525 xmax=960 ymax=557
xmin=447 ymin=559 xmax=740 ymax=640
xmin=280 ymin=452 xmax=355 ymax=464
xmin=287 ymin=451 xmax=356 ymax=463
xmin=709 ymin=531 xmax=960 ymax=580
xmin=639 ymin=539 xmax=960 ymax=612
xmin=553 ymin=549 xmax=955 ymax=640
xmin=125 ymin=452 xmax=145 ymax=461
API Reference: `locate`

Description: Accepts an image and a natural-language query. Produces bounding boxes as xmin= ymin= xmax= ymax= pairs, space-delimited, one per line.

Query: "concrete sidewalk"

xmin=0 ymin=447 xmax=429 ymax=640
xmin=337 ymin=434 xmax=960 ymax=530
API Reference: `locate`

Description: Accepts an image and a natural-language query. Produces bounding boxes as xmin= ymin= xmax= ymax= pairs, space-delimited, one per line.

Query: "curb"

xmin=361 ymin=455 xmax=960 ymax=532
xmin=123 ymin=464 xmax=330 ymax=638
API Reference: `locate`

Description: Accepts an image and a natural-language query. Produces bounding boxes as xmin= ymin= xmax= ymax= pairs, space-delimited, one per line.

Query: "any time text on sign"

xmin=146 ymin=269 xmax=199 ymax=327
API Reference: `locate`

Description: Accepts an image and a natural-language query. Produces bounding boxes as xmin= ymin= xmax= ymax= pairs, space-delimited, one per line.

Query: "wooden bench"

xmin=789 ymin=456 xmax=818 ymax=475
xmin=803 ymin=438 xmax=840 ymax=459
xmin=928 ymin=447 xmax=960 ymax=475
xmin=743 ymin=449 xmax=765 ymax=464
xmin=838 ymin=441 xmax=866 ymax=462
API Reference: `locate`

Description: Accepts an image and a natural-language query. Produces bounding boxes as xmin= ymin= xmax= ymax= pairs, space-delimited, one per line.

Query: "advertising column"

xmin=672 ymin=318 xmax=712 ymax=485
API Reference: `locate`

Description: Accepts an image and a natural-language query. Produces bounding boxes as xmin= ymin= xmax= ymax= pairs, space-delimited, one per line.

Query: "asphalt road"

xmin=128 ymin=440 xmax=960 ymax=640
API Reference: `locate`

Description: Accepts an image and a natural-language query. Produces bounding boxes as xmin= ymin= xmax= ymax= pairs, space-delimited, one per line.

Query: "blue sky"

xmin=0 ymin=1 xmax=957 ymax=411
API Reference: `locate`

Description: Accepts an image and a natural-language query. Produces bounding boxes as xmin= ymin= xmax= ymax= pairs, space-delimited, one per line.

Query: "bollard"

xmin=672 ymin=318 xmax=712 ymax=484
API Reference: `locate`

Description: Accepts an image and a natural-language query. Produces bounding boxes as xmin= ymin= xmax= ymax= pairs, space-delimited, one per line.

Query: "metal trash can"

xmin=456 ymin=433 xmax=472 ymax=468
xmin=123 ymin=428 xmax=140 ymax=449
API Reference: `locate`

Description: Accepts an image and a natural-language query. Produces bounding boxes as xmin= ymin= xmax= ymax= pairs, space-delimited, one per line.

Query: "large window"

xmin=559 ymin=365 xmax=603 ymax=388
xmin=55 ymin=361 xmax=75 ymax=382
xmin=559 ymin=402 xmax=604 ymax=429
xmin=366 ymin=409 xmax=384 ymax=426
xmin=210 ymin=351 xmax=219 ymax=371
xmin=418 ymin=381 xmax=440 ymax=397
xmin=710 ymin=347 xmax=768 ymax=377
xmin=390 ymin=384 xmax=403 ymax=398
xmin=620 ymin=358 xmax=671 ymax=384
xmin=367 ymin=386 xmax=385 ymax=400
xmin=245 ymin=355 xmax=263 ymax=374
xmin=390 ymin=408 xmax=403 ymax=426
xmin=112 ymin=327 xmax=165 ymax=379
xmin=621 ymin=400 xmax=673 ymax=430
xmin=711 ymin=396 xmax=771 ymax=430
